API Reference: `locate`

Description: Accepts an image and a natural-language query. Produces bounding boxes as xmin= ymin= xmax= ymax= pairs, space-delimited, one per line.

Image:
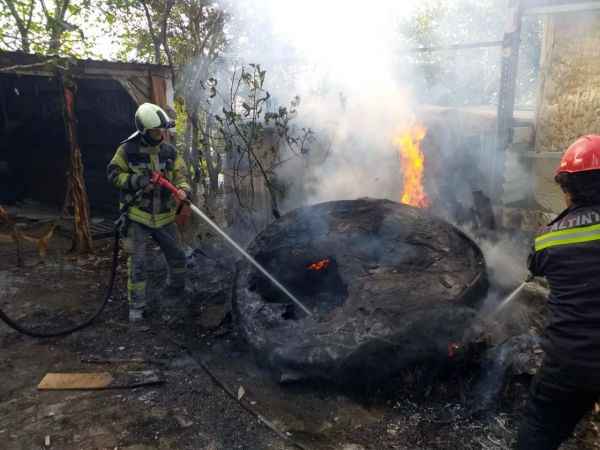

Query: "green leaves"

xmin=0 ymin=0 xmax=96 ymax=57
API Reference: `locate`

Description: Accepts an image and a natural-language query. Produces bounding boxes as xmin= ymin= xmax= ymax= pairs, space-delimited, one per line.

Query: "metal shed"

xmin=0 ymin=51 xmax=174 ymax=215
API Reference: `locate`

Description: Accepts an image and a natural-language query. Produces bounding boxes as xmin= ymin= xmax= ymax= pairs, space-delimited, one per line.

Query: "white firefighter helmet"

xmin=135 ymin=102 xmax=175 ymax=133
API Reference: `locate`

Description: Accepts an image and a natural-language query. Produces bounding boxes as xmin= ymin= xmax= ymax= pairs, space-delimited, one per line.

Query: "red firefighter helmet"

xmin=556 ymin=135 xmax=600 ymax=175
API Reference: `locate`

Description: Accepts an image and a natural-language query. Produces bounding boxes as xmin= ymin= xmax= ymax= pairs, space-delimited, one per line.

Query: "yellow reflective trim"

xmin=115 ymin=173 xmax=130 ymax=189
xmin=171 ymin=267 xmax=186 ymax=274
xmin=535 ymin=226 xmax=600 ymax=251
xmin=536 ymin=222 xmax=600 ymax=243
xmin=150 ymin=153 xmax=160 ymax=171
xmin=128 ymin=207 xmax=176 ymax=228
xmin=127 ymin=280 xmax=146 ymax=292
xmin=111 ymin=147 xmax=129 ymax=170
xmin=154 ymin=213 xmax=176 ymax=227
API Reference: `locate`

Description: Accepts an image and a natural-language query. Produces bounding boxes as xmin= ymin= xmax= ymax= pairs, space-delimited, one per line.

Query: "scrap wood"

xmin=37 ymin=370 xmax=163 ymax=390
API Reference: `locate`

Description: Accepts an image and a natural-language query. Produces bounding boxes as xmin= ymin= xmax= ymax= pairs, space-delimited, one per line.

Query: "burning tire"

xmin=233 ymin=198 xmax=487 ymax=384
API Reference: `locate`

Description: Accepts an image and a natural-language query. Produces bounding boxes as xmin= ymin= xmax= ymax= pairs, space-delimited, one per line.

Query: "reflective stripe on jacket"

xmin=528 ymin=205 xmax=600 ymax=369
xmin=107 ymin=136 xmax=190 ymax=228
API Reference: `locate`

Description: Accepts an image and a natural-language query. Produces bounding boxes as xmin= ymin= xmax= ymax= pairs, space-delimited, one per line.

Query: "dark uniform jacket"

xmin=107 ymin=135 xmax=190 ymax=228
xmin=529 ymin=204 xmax=600 ymax=369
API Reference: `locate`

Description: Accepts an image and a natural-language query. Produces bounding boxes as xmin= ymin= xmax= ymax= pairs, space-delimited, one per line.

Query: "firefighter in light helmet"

xmin=134 ymin=102 xmax=176 ymax=146
xmin=516 ymin=135 xmax=600 ymax=449
xmin=107 ymin=103 xmax=191 ymax=322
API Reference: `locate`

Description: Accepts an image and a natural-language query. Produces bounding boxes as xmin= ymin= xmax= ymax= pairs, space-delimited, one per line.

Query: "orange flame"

xmin=393 ymin=125 xmax=429 ymax=208
xmin=307 ymin=259 xmax=330 ymax=271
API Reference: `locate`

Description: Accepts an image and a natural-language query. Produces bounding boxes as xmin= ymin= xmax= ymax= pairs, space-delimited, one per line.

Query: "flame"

xmin=307 ymin=259 xmax=330 ymax=271
xmin=393 ymin=124 xmax=429 ymax=208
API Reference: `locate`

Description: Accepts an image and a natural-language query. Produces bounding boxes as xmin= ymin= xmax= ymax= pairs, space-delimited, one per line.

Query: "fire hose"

xmin=0 ymin=175 xmax=313 ymax=449
xmin=150 ymin=172 xmax=313 ymax=317
xmin=0 ymin=189 xmax=144 ymax=338
xmin=0 ymin=171 xmax=312 ymax=338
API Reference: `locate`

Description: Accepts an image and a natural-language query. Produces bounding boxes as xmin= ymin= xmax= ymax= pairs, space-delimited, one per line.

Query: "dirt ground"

xmin=1 ymin=232 xmax=599 ymax=450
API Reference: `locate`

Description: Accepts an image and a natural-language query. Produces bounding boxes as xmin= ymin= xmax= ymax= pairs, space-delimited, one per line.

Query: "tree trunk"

xmin=140 ymin=0 xmax=162 ymax=64
xmin=21 ymin=35 xmax=30 ymax=53
xmin=3 ymin=0 xmax=32 ymax=53
xmin=47 ymin=0 xmax=70 ymax=54
xmin=61 ymin=75 xmax=93 ymax=253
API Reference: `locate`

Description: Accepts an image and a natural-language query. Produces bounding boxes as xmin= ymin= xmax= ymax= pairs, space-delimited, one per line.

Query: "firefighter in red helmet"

xmin=516 ymin=135 xmax=600 ymax=449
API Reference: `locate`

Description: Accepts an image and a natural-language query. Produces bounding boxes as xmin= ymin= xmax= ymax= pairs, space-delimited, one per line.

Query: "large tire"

xmin=233 ymin=198 xmax=488 ymax=384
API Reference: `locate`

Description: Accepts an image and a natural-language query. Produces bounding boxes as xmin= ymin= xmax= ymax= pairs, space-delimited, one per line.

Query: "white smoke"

xmin=221 ymin=0 xmax=541 ymax=295
xmin=223 ymin=0 xmax=422 ymax=206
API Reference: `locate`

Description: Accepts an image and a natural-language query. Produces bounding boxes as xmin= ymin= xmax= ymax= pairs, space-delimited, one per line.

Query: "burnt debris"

xmin=233 ymin=198 xmax=489 ymax=384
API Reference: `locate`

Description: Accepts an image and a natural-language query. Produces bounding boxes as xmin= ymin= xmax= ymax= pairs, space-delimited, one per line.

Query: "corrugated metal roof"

xmin=0 ymin=51 xmax=172 ymax=79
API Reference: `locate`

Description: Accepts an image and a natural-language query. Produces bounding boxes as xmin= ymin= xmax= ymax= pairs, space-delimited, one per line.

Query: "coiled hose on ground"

xmin=0 ymin=230 xmax=121 ymax=338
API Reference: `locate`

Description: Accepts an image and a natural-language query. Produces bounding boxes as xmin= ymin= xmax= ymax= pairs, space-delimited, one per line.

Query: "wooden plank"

xmin=38 ymin=371 xmax=163 ymax=390
xmin=38 ymin=373 xmax=114 ymax=390
xmin=151 ymin=75 xmax=167 ymax=108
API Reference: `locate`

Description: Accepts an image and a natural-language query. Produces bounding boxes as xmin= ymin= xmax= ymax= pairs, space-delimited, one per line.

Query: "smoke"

xmin=221 ymin=0 xmax=539 ymax=209
xmin=222 ymin=0 xmax=423 ymax=207
xmin=480 ymin=236 xmax=529 ymax=289
xmin=216 ymin=0 xmax=543 ymax=279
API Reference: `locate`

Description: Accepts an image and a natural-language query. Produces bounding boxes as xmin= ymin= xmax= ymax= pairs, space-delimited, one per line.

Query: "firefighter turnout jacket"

xmin=107 ymin=135 xmax=190 ymax=228
xmin=529 ymin=204 xmax=600 ymax=369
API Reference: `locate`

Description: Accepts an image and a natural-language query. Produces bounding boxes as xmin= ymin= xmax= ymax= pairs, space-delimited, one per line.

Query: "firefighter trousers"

xmin=125 ymin=221 xmax=186 ymax=311
xmin=515 ymin=357 xmax=600 ymax=450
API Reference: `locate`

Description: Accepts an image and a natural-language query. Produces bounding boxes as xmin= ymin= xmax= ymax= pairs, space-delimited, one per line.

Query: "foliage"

xmin=99 ymin=0 xmax=229 ymax=218
xmin=214 ymin=64 xmax=314 ymax=222
xmin=0 ymin=0 xmax=96 ymax=56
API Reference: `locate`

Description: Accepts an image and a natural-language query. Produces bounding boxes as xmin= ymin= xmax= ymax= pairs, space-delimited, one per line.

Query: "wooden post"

xmin=61 ymin=74 xmax=93 ymax=253
xmin=494 ymin=0 xmax=523 ymax=203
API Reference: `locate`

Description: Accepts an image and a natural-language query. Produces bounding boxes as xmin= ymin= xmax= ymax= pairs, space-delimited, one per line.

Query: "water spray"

xmin=151 ymin=172 xmax=314 ymax=317
xmin=487 ymin=274 xmax=535 ymax=318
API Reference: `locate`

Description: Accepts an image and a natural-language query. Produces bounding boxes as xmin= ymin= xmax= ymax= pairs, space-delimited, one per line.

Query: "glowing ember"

xmin=448 ymin=342 xmax=461 ymax=358
xmin=307 ymin=259 xmax=331 ymax=271
xmin=393 ymin=124 xmax=429 ymax=208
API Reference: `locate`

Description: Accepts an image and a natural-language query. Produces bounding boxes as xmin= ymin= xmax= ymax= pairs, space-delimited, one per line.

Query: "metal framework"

xmin=494 ymin=0 xmax=600 ymax=201
xmin=403 ymin=0 xmax=600 ymax=203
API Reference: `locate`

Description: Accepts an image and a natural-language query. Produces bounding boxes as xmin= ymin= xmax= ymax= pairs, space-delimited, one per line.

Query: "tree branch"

xmin=2 ymin=0 xmax=31 ymax=52
xmin=140 ymin=0 xmax=161 ymax=64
